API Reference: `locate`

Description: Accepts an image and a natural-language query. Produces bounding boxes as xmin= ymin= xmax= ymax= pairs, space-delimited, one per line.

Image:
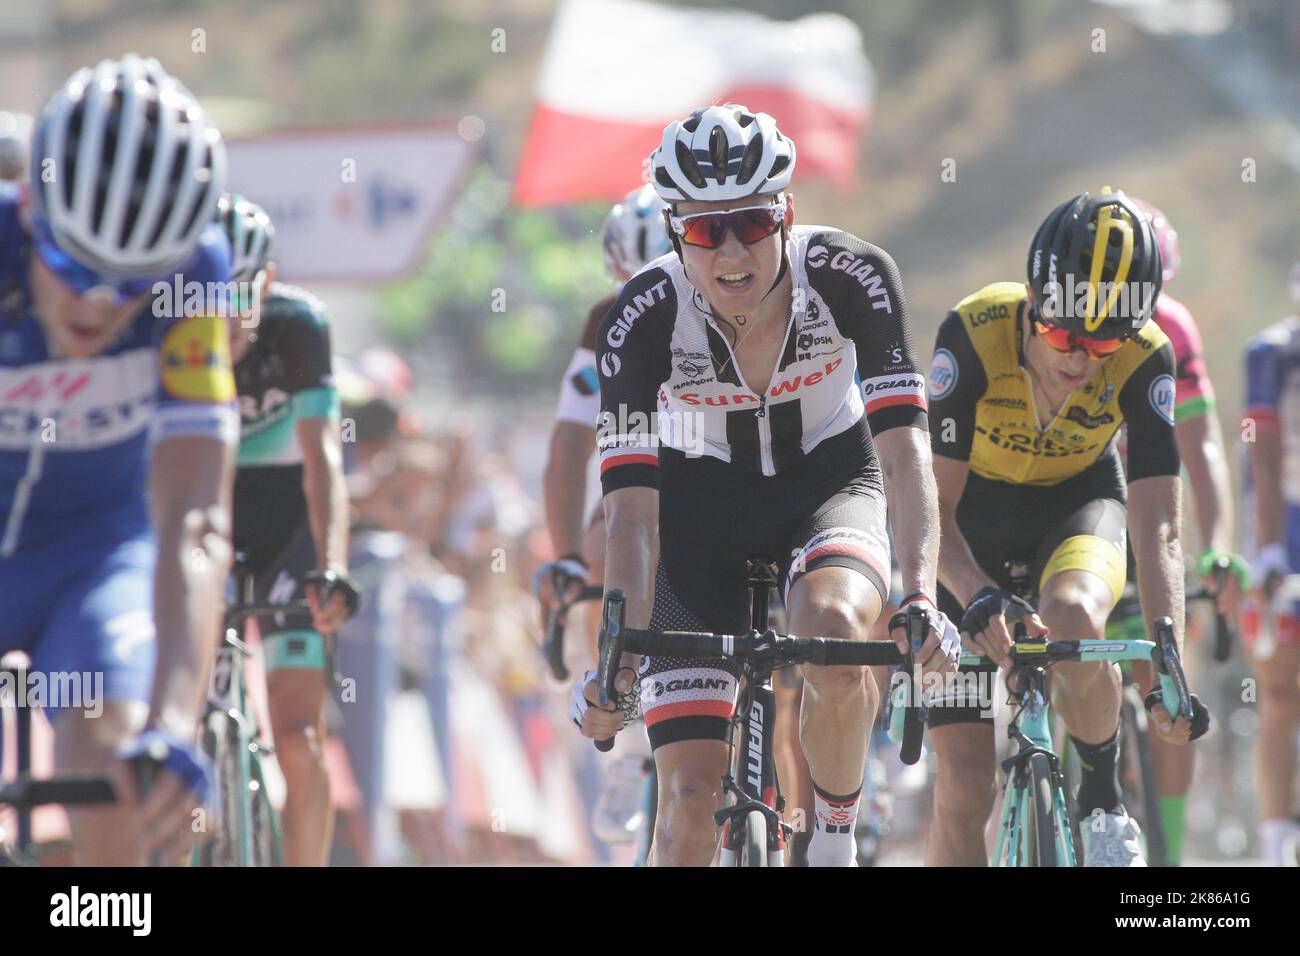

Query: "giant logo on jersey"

xmin=805 ymin=245 xmax=893 ymax=314
xmin=160 ymin=315 xmax=235 ymax=403
xmin=605 ymin=277 xmax=670 ymax=349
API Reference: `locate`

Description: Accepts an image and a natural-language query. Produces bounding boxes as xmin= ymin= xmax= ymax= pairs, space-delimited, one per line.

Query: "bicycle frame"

xmin=991 ymin=666 xmax=1077 ymax=866
xmin=982 ymin=635 xmax=1180 ymax=866
xmin=191 ymin=565 xmax=285 ymax=866
xmin=716 ymin=561 xmax=788 ymax=867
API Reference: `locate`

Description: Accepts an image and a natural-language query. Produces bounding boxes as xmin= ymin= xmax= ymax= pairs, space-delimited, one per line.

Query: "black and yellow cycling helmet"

xmin=1027 ymin=188 xmax=1163 ymax=339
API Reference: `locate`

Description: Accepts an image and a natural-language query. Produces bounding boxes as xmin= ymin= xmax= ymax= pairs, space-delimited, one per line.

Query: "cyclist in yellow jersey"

xmin=925 ymin=189 xmax=1207 ymax=866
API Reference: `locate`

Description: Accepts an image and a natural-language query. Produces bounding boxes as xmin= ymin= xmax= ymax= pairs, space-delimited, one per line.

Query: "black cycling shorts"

xmin=233 ymin=521 xmax=328 ymax=673
xmin=930 ymin=458 xmax=1128 ymax=728
xmin=641 ymin=425 xmax=892 ymax=750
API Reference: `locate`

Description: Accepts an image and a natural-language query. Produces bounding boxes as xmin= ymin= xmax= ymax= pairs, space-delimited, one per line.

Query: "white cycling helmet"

xmin=0 ymin=111 xmax=33 ymax=182
xmin=31 ymin=54 xmax=226 ymax=278
xmin=216 ymin=193 xmax=275 ymax=283
xmin=601 ymin=184 xmax=671 ymax=279
xmin=649 ymin=103 xmax=795 ymax=204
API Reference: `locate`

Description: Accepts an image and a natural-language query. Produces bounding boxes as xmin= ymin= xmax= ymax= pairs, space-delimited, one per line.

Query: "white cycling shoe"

xmin=1079 ymin=807 xmax=1147 ymax=867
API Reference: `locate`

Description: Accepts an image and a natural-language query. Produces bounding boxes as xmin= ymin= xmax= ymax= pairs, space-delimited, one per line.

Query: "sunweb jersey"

xmin=595 ymin=226 xmax=928 ymax=494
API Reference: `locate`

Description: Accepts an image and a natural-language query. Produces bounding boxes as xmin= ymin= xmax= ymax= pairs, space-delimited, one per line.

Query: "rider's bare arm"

xmin=544 ymin=422 xmax=598 ymax=559
xmin=603 ymin=486 xmax=659 ymax=633
xmin=299 ymin=416 xmax=350 ymax=574
xmin=149 ymin=436 xmax=235 ymax=739
xmin=1177 ymin=412 xmax=1234 ymax=555
xmin=876 ymin=426 xmax=939 ymax=600
xmin=932 ymin=455 xmax=991 ymax=608
xmin=1129 ymin=475 xmax=1186 ymax=651
xmin=1249 ymin=428 xmax=1285 ymax=553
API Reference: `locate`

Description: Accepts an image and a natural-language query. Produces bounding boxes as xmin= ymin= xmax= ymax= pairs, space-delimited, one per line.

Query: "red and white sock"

xmin=807 ymin=782 xmax=861 ymax=867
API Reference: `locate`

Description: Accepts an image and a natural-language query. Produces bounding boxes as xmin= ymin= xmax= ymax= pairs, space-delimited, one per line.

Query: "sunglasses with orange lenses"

xmin=668 ymin=201 xmax=785 ymax=249
xmin=1033 ymin=319 xmax=1126 ymax=359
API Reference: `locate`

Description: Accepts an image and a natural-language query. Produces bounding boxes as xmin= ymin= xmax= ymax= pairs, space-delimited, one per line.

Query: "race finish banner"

xmin=514 ymin=0 xmax=875 ymax=206
xmin=226 ymin=122 xmax=476 ymax=282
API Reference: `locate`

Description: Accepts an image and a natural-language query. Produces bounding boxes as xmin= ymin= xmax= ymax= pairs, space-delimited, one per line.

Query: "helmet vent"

xmin=736 ymin=136 xmax=762 ymax=186
xmin=674 ymin=139 xmax=705 ymax=189
xmin=708 ymin=125 xmax=729 ymax=184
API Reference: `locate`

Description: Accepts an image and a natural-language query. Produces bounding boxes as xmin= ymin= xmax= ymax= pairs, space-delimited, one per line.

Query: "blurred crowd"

xmin=325 ymin=349 xmax=607 ymax=865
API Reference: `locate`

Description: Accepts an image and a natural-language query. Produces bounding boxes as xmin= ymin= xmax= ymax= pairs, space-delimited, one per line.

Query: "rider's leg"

xmin=42 ymin=533 xmax=170 ymax=865
xmin=926 ymin=720 xmax=997 ymax=865
xmin=1248 ymin=620 xmax=1300 ymax=864
xmin=773 ymin=671 xmax=813 ymax=863
xmin=1038 ymin=568 xmax=1123 ymax=814
xmin=790 ymin=566 xmax=883 ymax=867
xmin=648 ymin=738 xmax=730 ymax=866
xmin=267 ymin=659 xmax=331 ymax=866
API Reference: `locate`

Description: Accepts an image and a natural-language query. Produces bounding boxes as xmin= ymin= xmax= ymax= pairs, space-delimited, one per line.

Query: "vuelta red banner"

xmin=514 ymin=0 xmax=875 ymax=206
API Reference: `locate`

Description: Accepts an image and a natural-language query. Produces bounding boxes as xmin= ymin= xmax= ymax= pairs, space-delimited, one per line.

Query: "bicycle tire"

xmin=1027 ymin=753 xmax=1059 ymax=867
xmin=248 ymin=750 xmax=283 ymax=867
xmin=1122 ymin=694 xmax=1167 ymax=866
xmin=195 ymin=714 xmax=245 ymax=866
xmin=741 ymin=809 xmax=768 ymax=867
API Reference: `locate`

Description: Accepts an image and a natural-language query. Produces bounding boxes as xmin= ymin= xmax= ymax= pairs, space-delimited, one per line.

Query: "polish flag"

xmin=514 ymin=0 xmax=874 ymax=206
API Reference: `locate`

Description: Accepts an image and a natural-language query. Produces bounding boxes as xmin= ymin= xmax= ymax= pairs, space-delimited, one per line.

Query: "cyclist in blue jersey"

xmin=0 ymin=55 xmax=234 ymax=865
xmin=1242 ymin=271 xmax=1300 ymax=865
xmin=218 ymin=194 xmax=357 ymax=866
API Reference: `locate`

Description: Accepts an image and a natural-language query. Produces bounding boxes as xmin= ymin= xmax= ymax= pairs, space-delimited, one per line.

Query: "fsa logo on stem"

xmin=606 ymin=277 xmax=670 ymax=349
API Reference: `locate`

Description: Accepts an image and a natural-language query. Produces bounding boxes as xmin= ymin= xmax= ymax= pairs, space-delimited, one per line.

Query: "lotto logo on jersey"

xmin=160 ymin=315 xmax=235 ymax=403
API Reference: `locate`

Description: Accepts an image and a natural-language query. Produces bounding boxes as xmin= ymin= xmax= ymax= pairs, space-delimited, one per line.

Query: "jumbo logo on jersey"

xmin=805 ymin=245 xmax=893 ymax=314
xmin=160 ymin=315 xmax=235 ymax=403
xmin=1149 ymin=374 xmax=1176 ymax=426
xmin=605 ymin=278 xmax=670 ymax=349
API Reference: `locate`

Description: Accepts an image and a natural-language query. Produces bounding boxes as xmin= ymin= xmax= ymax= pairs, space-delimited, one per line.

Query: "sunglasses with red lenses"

xmin=668 ymin=201 xmax=785 ymax=250
xmin=1033 ymin=319 xmax=1126 ymax=359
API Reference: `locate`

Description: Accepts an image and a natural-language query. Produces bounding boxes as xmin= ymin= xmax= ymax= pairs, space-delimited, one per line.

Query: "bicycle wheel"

xmin=192 ymin=714 xmax=242 ymax=866
xmin=1027 ymin=753 xmax=1059 ymax=867
xmin=740 ymin=810 xmax=768 ymax=867
xmin=1121 ymin=694 xmax=1167 ymax=865
xmin=248 ymin=749 xmax=283 ymax=867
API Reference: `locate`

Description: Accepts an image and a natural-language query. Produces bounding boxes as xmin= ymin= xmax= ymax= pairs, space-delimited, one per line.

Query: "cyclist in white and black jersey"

xmin=570 ymin=104 xmax=959 ymax=867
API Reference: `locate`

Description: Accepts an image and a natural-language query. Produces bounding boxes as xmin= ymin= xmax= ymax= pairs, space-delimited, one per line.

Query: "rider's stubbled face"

xmin=29 ymin=255 xmax=149 ymax=360
xmin=675 ymin=192 xmax=792 ymax=319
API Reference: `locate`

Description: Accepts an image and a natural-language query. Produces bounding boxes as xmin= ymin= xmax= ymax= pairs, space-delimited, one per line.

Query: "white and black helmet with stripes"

xmin=31 ymin=54 xmax=226 ymax=278
xmin=601 ymin=184 xmax=671 ymax=279
xmin=649 ymin=103 xmax=795 ymax=203
xmin=217 ymin=193 xmax=275 ymax=283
